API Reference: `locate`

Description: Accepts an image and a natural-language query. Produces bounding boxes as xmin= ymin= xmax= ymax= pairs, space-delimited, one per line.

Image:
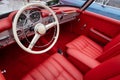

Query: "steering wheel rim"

xmin=12 ymin=3 xmax=59 ymax=54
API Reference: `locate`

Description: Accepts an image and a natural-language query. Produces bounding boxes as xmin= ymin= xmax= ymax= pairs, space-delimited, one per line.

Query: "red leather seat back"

xmin=84 ymin=54 xmax=120 ymax=80
xmin=97 ymin=34 xmax=120 ymax=62
xmin=104 ymin=34 xmax=120 ymax=51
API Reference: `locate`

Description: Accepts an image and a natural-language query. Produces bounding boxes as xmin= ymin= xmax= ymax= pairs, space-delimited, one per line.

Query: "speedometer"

xmin=30 ymin=11 xmax=41 ymax=23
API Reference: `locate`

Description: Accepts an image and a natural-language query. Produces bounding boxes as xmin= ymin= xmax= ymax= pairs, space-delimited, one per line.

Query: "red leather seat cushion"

xmin=22 ymin=53 xmax=83 ymax=80
xmin=66 ymin=35 xmax=103 ymax=59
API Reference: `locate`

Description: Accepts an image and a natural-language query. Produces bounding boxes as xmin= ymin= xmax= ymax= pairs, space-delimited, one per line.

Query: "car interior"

xmin=0 ymin=0 xmax=120 ymax=80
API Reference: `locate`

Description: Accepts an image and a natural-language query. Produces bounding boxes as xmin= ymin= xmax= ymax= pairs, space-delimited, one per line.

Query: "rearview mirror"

xmin=47 ymin=0 xmax=59 ymax=6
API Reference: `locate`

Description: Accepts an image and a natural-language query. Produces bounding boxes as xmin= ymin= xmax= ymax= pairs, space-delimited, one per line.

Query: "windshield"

xmin=0 ymin=0 xmax=88 ymax=15
xmin=60 ymin=0 xmax=87 ymax=7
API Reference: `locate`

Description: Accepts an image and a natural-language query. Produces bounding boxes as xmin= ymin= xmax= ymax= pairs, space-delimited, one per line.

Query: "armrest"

xmin=67 ymin=48 xmax=100 ymax=68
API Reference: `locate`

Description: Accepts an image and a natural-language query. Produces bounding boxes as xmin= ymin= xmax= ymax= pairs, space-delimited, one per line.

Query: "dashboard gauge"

xmin=30 ymin=11 xmax=41 ymax=23
xmin=17 ymin=13 xmax=27 ymax=27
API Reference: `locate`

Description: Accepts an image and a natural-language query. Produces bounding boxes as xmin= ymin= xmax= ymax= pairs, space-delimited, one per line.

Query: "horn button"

xmin=35 ymin=23 xmax=46 ymax=35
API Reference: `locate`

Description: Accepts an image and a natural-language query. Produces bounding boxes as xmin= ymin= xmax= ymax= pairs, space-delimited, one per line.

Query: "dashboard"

xmin=17 ymin=9 xmax=41 ymax=28
xmin=0 ymin=7 xmax=80 ymax=49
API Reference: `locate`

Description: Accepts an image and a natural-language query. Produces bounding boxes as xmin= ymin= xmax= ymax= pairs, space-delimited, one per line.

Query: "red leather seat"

xmin=66 ymin=35 xmax=103 ymax=59
xmin=22 ymin=53 xmax=83 ymax=80
xmin=22 ymin=53 xmax=120 ymax=80
xmin=66 ymin=34 xmax=120 ymax=61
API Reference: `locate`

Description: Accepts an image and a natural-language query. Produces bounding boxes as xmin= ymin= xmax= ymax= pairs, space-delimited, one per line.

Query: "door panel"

xmin=76 ymin=11 xmax=120 ymax=45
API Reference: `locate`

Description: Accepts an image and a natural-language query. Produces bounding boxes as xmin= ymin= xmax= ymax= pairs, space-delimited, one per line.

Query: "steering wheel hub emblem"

xmin=35 ymin=23 xmax=46 ymax=35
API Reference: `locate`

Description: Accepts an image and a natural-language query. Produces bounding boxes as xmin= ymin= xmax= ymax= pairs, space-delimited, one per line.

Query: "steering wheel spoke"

xmin=28 ymin=33 xmax=41 ymax=49
xmin=45 ymin=21 xmax=57 ymax=30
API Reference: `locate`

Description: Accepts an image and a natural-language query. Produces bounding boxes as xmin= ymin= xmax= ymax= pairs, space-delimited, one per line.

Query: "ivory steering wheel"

xmin=12 ymin=3 xmax=59 ymax=54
